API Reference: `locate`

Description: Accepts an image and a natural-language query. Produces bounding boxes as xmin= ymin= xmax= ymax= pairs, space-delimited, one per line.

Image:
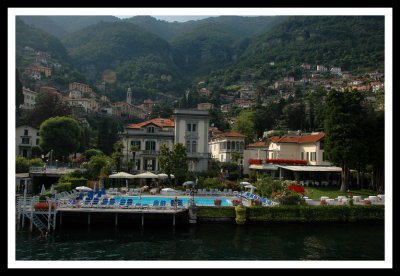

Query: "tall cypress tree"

xmin=324 ymin=89 xmax=369 ymax=192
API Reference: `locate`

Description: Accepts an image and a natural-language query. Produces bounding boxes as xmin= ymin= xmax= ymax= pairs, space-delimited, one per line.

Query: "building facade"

xmin=209 ymin=132 xmax=246 ymax=164
xmin=121 ymin=118 xmax=175 ymax=173
xmin=268 ymin=132 xmax=331 ymax=166
xmin=16 ymin=125 xmax=40 ymax=158
xmin=173 ymin=109 xmax=210 ymax=172
xmin=20 ymin=87 xmax=38 ymax=110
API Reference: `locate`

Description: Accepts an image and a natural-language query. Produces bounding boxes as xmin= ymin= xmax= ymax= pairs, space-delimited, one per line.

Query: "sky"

xmin=117 ymin=15 xmax=215 ymax=22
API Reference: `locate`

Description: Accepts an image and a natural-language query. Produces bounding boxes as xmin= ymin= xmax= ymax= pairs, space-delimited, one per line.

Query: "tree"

xmin=111 ymin=141 xmax=124 ymax=172
xmin=84 ymin=148 xmax=103 ymax=160
xmin=97 ymin=118 xmax=119 ymax=155
xmin=232 ymin=110 xmax=256 ymax=144
xmin=171 ymin=143 xmax=188 ymax=185
xmin=31 ymin=146 xmax=42 ymax=158
xmin=324 ymin=90 xmax=369 ymax=192
xmin=158 ymin=144 xmax=174 ymax=183
xmin=84 ymin=154 xmax=113 ymax=180
xmin=159 ymin=143 xmax=188 ymax=185
xmin=39 ymin=116 xmax=83 ymax=159
xmin=16 ymin=69 xmax=23 ymax=114
xmin=28 ymin=92 xmax=71 ymax=128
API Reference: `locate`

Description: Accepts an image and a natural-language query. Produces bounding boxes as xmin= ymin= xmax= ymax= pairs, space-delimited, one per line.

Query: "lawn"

xmin=304 ymin=187 xmax=377 ymax=200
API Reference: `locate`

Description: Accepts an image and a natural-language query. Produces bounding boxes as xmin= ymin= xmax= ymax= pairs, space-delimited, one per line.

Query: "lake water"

xmin=15 ymin=222 xmax=384 ymax=261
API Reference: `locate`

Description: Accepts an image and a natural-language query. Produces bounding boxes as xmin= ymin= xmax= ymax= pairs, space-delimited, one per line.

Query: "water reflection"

xmin=16 ymin=222 xmax=384 ymax=260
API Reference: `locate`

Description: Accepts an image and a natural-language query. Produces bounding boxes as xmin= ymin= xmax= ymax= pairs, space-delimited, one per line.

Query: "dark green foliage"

xmin=19 ymin=16 xmax=68 ymax=39
xmin=48 ymin=16 xmax=120 ymax=33
xmin=58 ymin=173 xmax=87 ymax=190
xmin=324 ymin=90 xmax=370 ymax=191
xmin=243 ymin=16 xmax=384 ymax=73
xmin=97 ymin=118 xmax=119 ymax=155
xmin=55 ymin=182 xmax=72 ymax=192
xmin=127 ymin=15 xmax=284 ymax=42
xmin=246 ymin=205 xmax=384 ymax=222
xmin=16 ymin=69 xmax=23 ymax=111
xmin=232 ymin=110 xmax=256 ymax=144
xmin=84 ymin=154 xmax=113 ymax=180
xmin=39 ymin=116 xmax=83 ymax=158
xmin=16 ymin=18 xmax=70 ymax=63
xmin=27 ymin=92 xmax=72 ymax=128
xmin=16 ymin=156 xmax=30 ymax=173
xmin=84 ymin=148 xmax=103 ymax=160
xmin=197 ymin=206 xmax=236 ymax=218
xmin=63 ymin=22 xmax=172 ymax=75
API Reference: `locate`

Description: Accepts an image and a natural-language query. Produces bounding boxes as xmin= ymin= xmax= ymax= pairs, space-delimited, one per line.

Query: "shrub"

xmin=29 ymin=158 xmax=45 ymax=167
xmin=16 ymin=156 xmax=30 ymax=173
xmin=56 ymin=182 xmax=72 ymax=192
xmin=201 ymin=177 xmax=224 ymax=189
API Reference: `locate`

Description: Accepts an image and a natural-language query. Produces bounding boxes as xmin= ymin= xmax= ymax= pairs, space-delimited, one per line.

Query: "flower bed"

xmin=231 ymin=199 xmax=241 ymax=206
xmin=214 ymin=199 xmax=222 ymax=206
xmin=34 ymin=202 xmax=56 ymax=210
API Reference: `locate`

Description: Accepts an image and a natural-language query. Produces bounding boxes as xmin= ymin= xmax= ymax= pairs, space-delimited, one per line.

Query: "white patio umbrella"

xmin=75 ymin=186 xmax=93 ymax=192
xmin=157 ymin=173 xmax=168 ymax=179
xmin=244 ymin=184 xmax=257 ymax=194
xmin=133 ymin=172 xmax=159 ymax=179
xmin=158 ymin=173 xmax=175 ymax=179
xmin=109 ymin=171 xmax=135 ymax=188
xmin=183 ymin=181 xmax=195 ymax=186
xmin=40 ymin=184 xmax=46 ymax=195
xmin=109 ymin=172 xmax=135 ymax=179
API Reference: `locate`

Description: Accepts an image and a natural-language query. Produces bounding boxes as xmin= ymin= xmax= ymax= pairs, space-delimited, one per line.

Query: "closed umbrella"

xmin=50 ymin=184 xmax=55 ymax=195
xmin=41 ymin=184 xmax=46 ymax=195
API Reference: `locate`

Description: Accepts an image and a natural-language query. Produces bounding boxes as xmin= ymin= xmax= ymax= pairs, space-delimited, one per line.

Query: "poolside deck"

xmin=57 ymin=207 xmax=187 ymax=214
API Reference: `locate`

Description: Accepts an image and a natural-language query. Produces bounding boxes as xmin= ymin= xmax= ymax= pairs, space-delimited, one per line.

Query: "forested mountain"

xmin=16 ymin=18 xmax=70 ymax=63
xmin=62 ymin=21 xmax=185 ymax=101
xmin=15 ymin=15 xmax=384 ymax=102
xmin=18 ymin=16 xmax=68 ymax=39
xmin=16 ymin=18 xmax=85 ymax=91
xmin=18 ymin=16 xmax=120 ymax=38
xmin=239 ymin=16 xmax=384 ymax=74
xmin=126 ymin=15 xmax=284 ymax=42
xmin=48 ymin=16 xmax=120 ymax=33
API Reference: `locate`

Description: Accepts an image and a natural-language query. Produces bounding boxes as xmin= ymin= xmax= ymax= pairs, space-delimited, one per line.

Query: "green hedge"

xmin=246 ymin=205 xmax=384 ymax=222
xmin=197 ymin=206 xmax=236 ymax=218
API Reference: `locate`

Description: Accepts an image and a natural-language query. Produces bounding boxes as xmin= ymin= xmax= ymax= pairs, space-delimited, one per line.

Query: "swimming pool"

xmin=113 ymin=196 xmax=232 ymax=206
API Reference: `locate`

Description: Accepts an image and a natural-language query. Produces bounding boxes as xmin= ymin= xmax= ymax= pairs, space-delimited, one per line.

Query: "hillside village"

xmin=15 ymin=15 xmax=385 ymax=196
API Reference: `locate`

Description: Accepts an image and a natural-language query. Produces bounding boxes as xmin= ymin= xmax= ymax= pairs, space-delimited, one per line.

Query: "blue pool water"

xmin=113 ymin=196 xmax=232 ymax=206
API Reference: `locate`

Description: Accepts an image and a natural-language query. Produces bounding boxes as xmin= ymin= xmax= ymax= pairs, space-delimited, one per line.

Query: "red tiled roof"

xmin=269 ymin=133 xmax=325 ymax=144
xmin=127 ymin=118 xmax=174 ymax=129
xmin=247 ymin=141 xmax=268 ymax=148
xmin=213 ymin=132 xmax=246 ymax=139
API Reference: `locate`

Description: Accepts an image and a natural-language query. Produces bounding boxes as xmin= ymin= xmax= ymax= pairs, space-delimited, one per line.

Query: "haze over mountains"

xmin=17 ymin=15 xmax=384 ymax=102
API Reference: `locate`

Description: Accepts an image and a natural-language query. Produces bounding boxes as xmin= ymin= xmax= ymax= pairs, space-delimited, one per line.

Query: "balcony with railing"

xmin=186 ymin=152 xmax=211 ymax=159
xmin=139 ymin=150 xmax=159 ymax=156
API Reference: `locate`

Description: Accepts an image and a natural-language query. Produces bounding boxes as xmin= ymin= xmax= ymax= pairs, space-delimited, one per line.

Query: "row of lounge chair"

xmin=59 ymin=198 xmax=185 ymax=209
xmin=192 ymin=188 xmax=235 ymax=196
xmin=236 ymin=192 xmax=276 ymax=206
